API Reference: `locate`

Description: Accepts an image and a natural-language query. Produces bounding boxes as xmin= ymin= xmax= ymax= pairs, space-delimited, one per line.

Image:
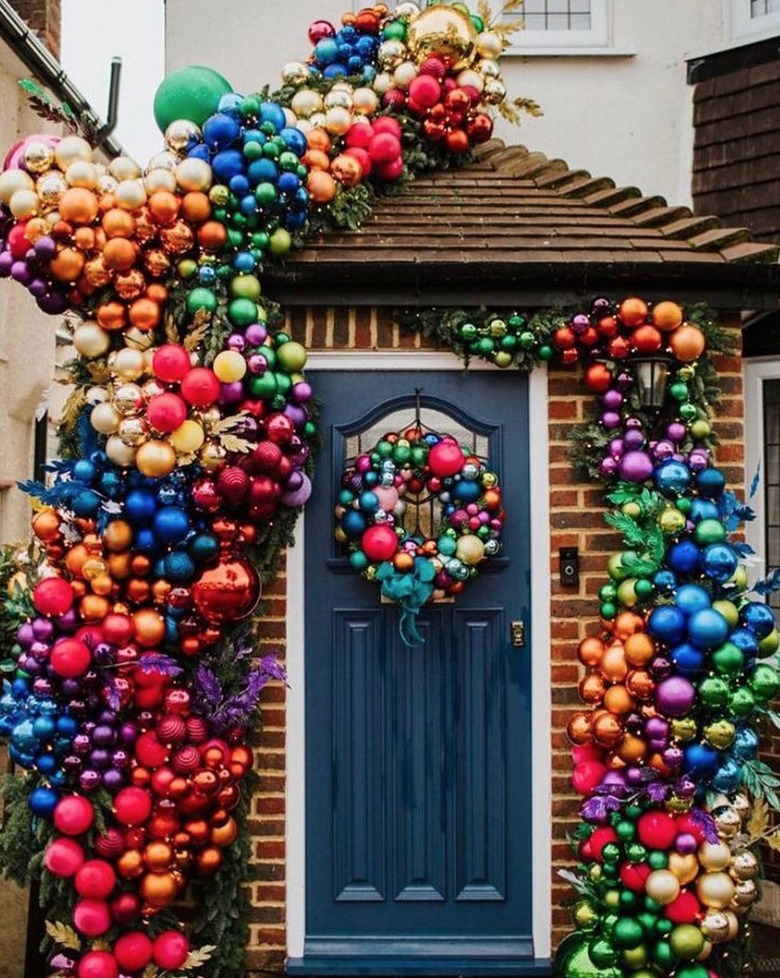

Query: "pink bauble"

xmin=77 ymin=950 xmax=118 ymax=978
xmin=113 ymin=786 xmax=153 ymax=826
xmin=146 ymin=392 xmax=188 ymax=433
xmin=664 ymin=889 xmax=701 ymax=924
xmin=345 ymin=123 xmax=374 ymax=149
xmin=373 ymin=116 xmax=402 ymax=138
xmin=152 ymin=343 xmax=191 ymax=383
xmin=361 ymin=524 xmax=398 ymax=563
xmin=152 ymin=930 xmax=190 ymax=970
xmin=134 ymin=731 xmax=170 ymax=768
xmin=428 ymin=439 xmax=465 ymax=478
xmin=637 ymin=810 xmax=677 ymax=850
xmin=32 ymin=577 xmax=74 ymax=617
xmin=369 ymin=132 xmax=401 ymax=165
xmin=114 ymin=931 xmax=154 ymax=972
xmin=49 ymin=637 xmax=91 ymax=678
xmin=73 ymin=898 xmax=111 ymax=937
xmin=408 ymin=75 xmax=441 ymax=109
xmin=44 ymin=837 xmax=85 ymax=877
xmin=53 ymin=796 xmax=95 ymax=836
xmin=74 ymin=859 xmax=116 ymax=899
xmin=572 ymin=760 xmax=606 ymax=795
xmin=180 ymin=367 xmax=220 ymax=407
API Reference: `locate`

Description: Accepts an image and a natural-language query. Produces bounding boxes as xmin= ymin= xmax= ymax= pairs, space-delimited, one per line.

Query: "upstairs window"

xmin=730 ymin=0 xmax=780 ymax=40
xmin=503 ymin=0 xmax=610 ymax=51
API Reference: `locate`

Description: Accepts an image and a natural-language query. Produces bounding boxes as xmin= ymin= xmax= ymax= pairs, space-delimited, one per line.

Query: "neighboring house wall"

xmin=8 ymin=0 xmax=61 ymax=58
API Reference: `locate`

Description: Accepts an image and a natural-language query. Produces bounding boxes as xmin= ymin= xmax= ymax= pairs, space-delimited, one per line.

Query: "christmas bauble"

xmin=191 ymin=553 xmax=261 ymax=625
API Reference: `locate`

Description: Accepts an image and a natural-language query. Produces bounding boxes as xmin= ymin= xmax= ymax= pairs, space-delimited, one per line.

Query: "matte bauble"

xmin=181 ymin=367 xmax=220 ymax=407
xmin=49 ymin=637 xmax=92 ymax=678
xmin=136 ymin=439 xmax=176 ymax=478
xmin=154 ymin=66 xmax=232 ymax=132
xmin=191 ymin=553 xmax=261 ymax=625
xmin=113 ymin=786 xmax=153 ymax=826
xmin=44 ymin=837 xmax=85 ymax=877
xmin=696 ymin=871 xmax=735 ymax=909
xmin=33 ymin=576 xmax=74 ymax=617
xmin=147 ymin=392 xmax=187 ymax=433
xmin=152 ymin=930 xmax=190 ymax=970
xmin=152 ymin=343 xmax=191 ymax=383
xmin=114 ymin=932 xmax=153 ymax=972
xmin=76 ymin=950 xmax=119 ymax=978
xmin=74 ymin=897 xmax=112 ymax=936
xmin=361 ymin=524 xmax=398 ymax=562
xmin=75 ymin=859 xmax=116 ymax=899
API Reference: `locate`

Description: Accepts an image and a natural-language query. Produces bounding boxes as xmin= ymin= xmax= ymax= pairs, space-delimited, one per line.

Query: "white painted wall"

xmin=164 ymin=0 xmax=727 ymax=208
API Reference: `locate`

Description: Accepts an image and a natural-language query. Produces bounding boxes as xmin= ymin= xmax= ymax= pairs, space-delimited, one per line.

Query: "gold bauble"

xmin=165 ymin=119 xmax=202 ymax=155
xmin=141 ymin=379 xmax=165 ymax=401
xmin=144 ymin=167 xmax=177 ymax=194
xmin=36 ymin=171 xmax=67 ymax=210
xmin=86 ymin=385 xmax=108 ymax=406
xmin=73 ymin=321 xmax=111 ymax=359
xmin=309 ymin=111 xmax=327 ymax=130
xmin=65 ymin=160 xmax=99 ymax=189
xmin=698 ymin=841 xmax=731 ymax=872
xmin=171 ymin=419 xmax=205 ymax=454
xmin=352 ymin=87 xmax=379 ymax=114
xmin=395 ymin=1 xmax=421 ymax=17
xmin=475 ymin=30 xmax=503 ymax=59
xmin=9 ymin=189 xmax=39 ymax=219
xmin=701 ymin=910 xmax=730 ymax=944
xmin=457 ymin=68 xmax=484 ymax=92
xmin=109 ymin=156 xmax=141 ymax=181
xmin=324 ymin=106 xmax=353 ymax=136
xmin=0 ymin=168 xmax=34 ymax=205
xmin=294 ymin=118 xmax=312 ymax=136
xmin=136 ymin=439 xmax=176 ymax=478
xmin=729 ymin=850 xmax=758 ymax=881
xmin=696 ymin=871 xmax=736 ymax=910
xmin=105 ymin=434 xmax=138 ymax=467
xmin=372 ymin=71 xmax=394 ymax=94
xmin=118 ymin=417 xmax=150 ymax=447
xmin=393 ymin=60 xmax=419 ymax=90
xmin=456 ymin=534 xmax=486 ymax=566
xmin=112 ymin=383 xmax=144 ymax=416
xmin=145 ymin=151 xmax=177 ymax=174
xmin=324 ymin=88 xmax=353 ymax=110
xmin=730 ymin=794 xmax=751 ymax=822
xmin=476 ymin=58 xmax=501 ymax=78
xmin=115 ymin=179 xmax=147 ymax=211
xmin=199 ymin=441 xmax=227 ymax=470
xmin=377 ymin=39 xmax=407 ymax=70
xmin=208 ymin=184 xmax=229 ymax=207
xmin=23 ymin=140 xmax=54 ymax=175
xmin=97 ymin=173 xmax=119 ymax=195
xmin=731 ymin=879 xmax=757 ymax=909
xmin=111 ymin=347 xmax=146 ymax=381
xmin=714 ymin=807 xmax=741 ymax=840
xmin=645 ymin=869 xmax=680 ymax=906
xmin=175 ymin=157 xmax=212 ymax=193
xmin=406 ymin=6 xmax=477 ymax=70
xmin=291 ymin=89 xmax=323 ymax=119
xmin=54 ymin=135 xmax=93 ymax=170
xmin=281 ymin=61 xmax=310 ymax=85
xmin=483 ymin=78 xmax=507 ymax=105
xmin=667 ymin=852 xmax=699 ymax=885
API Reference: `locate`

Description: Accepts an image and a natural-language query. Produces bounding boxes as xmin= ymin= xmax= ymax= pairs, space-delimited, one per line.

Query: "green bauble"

xmin=621 ymin=943 xmax=649 ymax=969
xmin=675 ymin=966 xmax=709 ymax=978
xmin=154 ymin=65 xmax=232 ymax=132
xmin=704 ymin=719 xmax=735 ymax=750
xmin=669 ymin=923 xmax=705 ymax=961
xmin=750 ymin=662 xmax=780 ymax=702
xmin=572 ymin=899 xmax=599 ymax=933
xmin=693 ymin=518 xmax=726 ymax=545
xmin=759 ymin=628 xmax=780 ymax=657
xmin=186 ymin=287 xmax=218 ymax=316
xmin=552 ymin=933 xmax=620 ymax=978
xmin=729 ymin=686 xmax=755 ymax=716
xmin=647 ymin=850 xmax=668 ymax=870
xmin=710 ymin=642 xmax=743 ymax=676
xmin=650 ymin=937 xmax=675 ymax=969
xmin=588 ymin=936 xmax=620 ymax=968
xmin=698 ymin=675 xmax=731 ymax=708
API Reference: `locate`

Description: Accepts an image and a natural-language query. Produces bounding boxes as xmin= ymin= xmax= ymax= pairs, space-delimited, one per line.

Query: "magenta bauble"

xmin=617 ymin=450 xmax=654 ymax=483
xmin=146 ymin=392 xmax=188 ymax=433
xmin=636 ymin=810 xmax=678 ymax=850
xmin=44 ymin=837 xmax=85 ymax=877
xmin=113 ymin=786 xmax=153 ymax=826
xmin=77 ymin=950 xmax=118 ymax=978
xmin=152 ymin=930 xmax=190 ymax=970
xmin=49 ymin=637 xmax=91 ymax=678
xmin=655 ymin=675 xmax=696 ymax=718
xmin=361 ymin=524 xmax=398 ymax=563
xmin=152 ymin=343 xmax=191 ymax=383
xmin=32 ymin=576 xmax=74 ymax=617
xmin=114 ymin=931 xmax=154 ymax=972
xmin=408 ymin=75 xmax=441 ymax=109
xmin=572 ymin=760 xmax=606 ymax=796
xmin=73 ymin=898 xmax=112 ymax=937
xmin=180 ymin=367 xmax=220 ymax=407
xmin=53 ymin=796 xmax=94 ymax=836
xmin=428 ymin=439 xmax=465 ymax=478
xmin=74 ymin=859 xmax=116 ymax=899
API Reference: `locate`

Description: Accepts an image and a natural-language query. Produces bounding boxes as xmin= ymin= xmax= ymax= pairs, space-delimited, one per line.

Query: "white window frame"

xmin=502 ymin=0 xmax=612 ymax=54
xmin=728 ymin=0 xmax=780 ymax=42
xmin=743 ymin=358 xmax=780 ymax=587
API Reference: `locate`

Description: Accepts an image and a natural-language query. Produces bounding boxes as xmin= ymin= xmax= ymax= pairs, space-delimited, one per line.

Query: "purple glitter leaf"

xmin=690 ymin=808 xmax=719 ymax=844
xmin=646 ymin=781 xmax=669 ymax=803
xmin=134 ymin=653 xmax=183 ymax=677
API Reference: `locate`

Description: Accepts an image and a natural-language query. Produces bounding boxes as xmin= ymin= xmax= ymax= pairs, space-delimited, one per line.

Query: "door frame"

xmin=285 ymin=351 xmax=552 ymax=964
xmin=743 ymin=356 xmax=780 ymax=583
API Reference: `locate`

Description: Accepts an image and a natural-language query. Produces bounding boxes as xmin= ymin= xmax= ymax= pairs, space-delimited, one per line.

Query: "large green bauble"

xmin=552 ymin=933 xmax=620 ymax=978
xmin=588 ymin=936 xmax=619 ymax=968
xmin=154 ymin=65 xmax=232 ymax=132
xmin=612 ymin=917 xmax=644 ymax=949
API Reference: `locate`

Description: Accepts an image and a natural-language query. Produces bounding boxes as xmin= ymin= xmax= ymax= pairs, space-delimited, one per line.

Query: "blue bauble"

xmin=125 ymin=488 xmax=157 ymax=525
xmin=72 ymin=459 xmax=96 ymax=483
xmin=687 ymin=607 xmax=729 ymax=649
xmin=696 ymin=467 xmax=726 ymax=498
xmin=229 ymin=173 xmax=250 ymax=196
xmin=281 ymin=127 xmax=307 ymax=157
xmin=668 ymin=539 xmax=701 ymax=574
xmin=682 ymin=742 xmax=719 ymax=778
xmin=314 ymin=37 xmax=340 ymax=65
xmin=211 ymin=148 xmax=245 ymax=182
xmin=363 ymin=471 xmax=379 ymax=488
xmin=675 ymin=584 xmax=711 ymax=617
xmin=732 ymin=726 xmax=759 ymax=760
xmin=36 ymin=753 xmax=58 ymax=775
xmin=217 ymin=92 xmax=244 ymax=116
xmin=284 ymin=211 xmax=307 ymax=231
xmin=28 ymin=785 xmax=58 ymax=817
xmin=259 ymin=101 xmax=286 ymax=131
xmin=670 ymin=641 xmax=706 ymax=677
xmin=197 ymin=264 xmax=217 ymax=284
xmin=452 ymin=479 xmax=480 ymax=504
xmin=647 ymin=605 xmax=687 ymax=645
xmin=189 ymin=532 xmax=220 ymax=564
xmin=323 ymin=63 xmax=348 ymax=78
xmin=239 ymin=194 xmax=258 ymax=216
xmin=701 ymin=543 xmax=738 ymax=582
xmin=654 ymin=460 xmax=691 ymax=497
xmin=153 ymin=506 xmax=191 ymax=545
xmin=358 ymin=491 xmax=379 ymax=512
xmin=32 ymin=715 xmax=56 ymax=740
xmin=278 ymin=172 xmax=301 ymax=194
xmin=247 ymin=158 xmax=278 ymax=185
xmin=356 ymin=35 xmax=377 ymax=56
xmin=56 ymin=715 xmax=78 ymax=737
xmin=202 ymin=111 xmax=242 ymax=149
xmin=653 ymin=569 xmax=677 ymax=592
xmin=11 ymin=678 xmax=29 ymax=699
xmin=233 ymin=251 xmax=256 ymax=273
xmin=242 ymin=128 xmax=266 ymax=147
xmin=740 ymin=600 xmax=776 ymax=638
xmin=134 ymin=527 xmax=158 ymax=554
xmin=342 ymin=510 xmax=367 ymax=537
xmin=164 ymin=551 xmax=196 ymax=583
xmin=12 ymin=718 xmax=38 ymax=754
xmin=689 ymin=499 xmax=719 ymax=523
xmin=71 ymin=489 xmax=100 ymax=518
xmin=188 ymin=143 xmax=212 ymax=162
xmin=710 ymin=757 xmax=742 ymax=793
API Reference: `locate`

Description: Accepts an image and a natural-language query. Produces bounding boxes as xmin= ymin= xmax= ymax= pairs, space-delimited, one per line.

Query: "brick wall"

xmin=8 ymin=0 xmax=61 ymax=58
xmin=244 ymin=306 xmax=745 ymax=969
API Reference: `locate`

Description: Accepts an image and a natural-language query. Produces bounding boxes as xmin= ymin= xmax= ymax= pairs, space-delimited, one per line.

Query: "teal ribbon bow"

xmin=376 ymin=557 xmax=437 ymax=646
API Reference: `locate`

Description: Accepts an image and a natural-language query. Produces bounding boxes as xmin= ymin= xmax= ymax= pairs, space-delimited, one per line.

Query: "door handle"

xmin=510 ymin=620 xmax=525 ymax=648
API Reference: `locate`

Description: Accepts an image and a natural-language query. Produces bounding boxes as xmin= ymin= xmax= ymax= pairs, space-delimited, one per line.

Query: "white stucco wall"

xmin=164 ymin=1 xmax=727 ymax=208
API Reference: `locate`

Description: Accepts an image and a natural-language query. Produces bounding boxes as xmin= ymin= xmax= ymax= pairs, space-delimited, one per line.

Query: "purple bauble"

xmin=688 ymin=450 xmax=709 ymax=472
xmin=219 ymin=381 xmax=244 ymax=404
xmin=0 ymin=251 xmax=13 ymax=277
xmin=32 ymin=617 xmax=54 ymax=642
xmin=11 ymin=260 xmax=30 ymax=284
xmin=280 ymin=472 xmax=312 ymax=508
xmin=59 ymin=678 xmax=81 ymax=697
xmin=246 ymin=353 xmax=268 ymax=374
xmin=37 ymin=291 xmax=67 ymax=315
xmin=285 ymin=469 xmax=304 ymax=492
xmin=667 ymin=422 xmax=686 ymax=443
xmin=28 ymin=277 xmax=47 ymax=297
xmin=675 ymin=832 xmax=698 ymax=855
xmin=601 ymin=770 xmax=627 ymax=788
xmin=649 ymin=655 xmax=672 ymax=680
xmin=625 ymin=766 xmax=645 ymax=786
xmin=608 ymin=437 xmax=624 ymax=458
xmin=17 ymin=622 xmax=34 ymax=647
xmin=79 ymin=769 xmax=101 ymax=792
xmin=34 ymin=235 xmax=56 ymax=259
xmin=623 ymin=428 xmax=645 ymax=451
xmin=618 ymin=450 xmax=654 ymax=483
xmin=245 ymin=323 xmax=267 ymax=346
xmin=118 ymin=721 xmax=137 ymax=745
xmin=655 ymin=675 xmax=696 ymax=717
xmin=284 ymin=403 xmax=307 ymax=430
xmin=602 ymin=388 xmax=623 ymax=410
xmin=72 ymin=734 xmax=91 ymax=756
xmin=676 ymin=776 xmax=697 ymax=799
xmin=56 ymin=608 xmax=78 ymax=632
xmin=227 ymin=333 xmax=246 ymax=352
xmin=101 ymin=769 xmax=124 ymax=791
xmin=601 ymin=411 xmax=621 ymax=430
xmin=653 ymin=439 xmax=675 ymax=461
xmin=661 ymin=746 xmax=684 ymax=768
xmin=599 ymin=456 xmax=618 ymax=477
xmin=571 ymin=313 xmax=590 ymax=334
xmin=32 ymin=677 xmax=53 ymax=697
xmin=92 ymin=724 xmax=116 ymax=748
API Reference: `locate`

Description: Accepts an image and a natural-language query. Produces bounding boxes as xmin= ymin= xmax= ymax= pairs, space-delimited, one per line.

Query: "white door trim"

xmin=743 ymin=357 xmax=780 ymax=585
xmin=285 ymin=352 xmax=552 ymax=960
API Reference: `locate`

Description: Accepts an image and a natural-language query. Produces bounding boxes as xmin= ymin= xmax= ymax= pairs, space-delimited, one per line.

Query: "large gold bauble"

xmin=136 ymin=439 xmax=176 ymax=478
xmin=109 ymin=155 xmax=141 ymax=181
xmin=54 ymin=135 xmax=93 ymax=170
xmin=9 ymin=189 xmax=39 ymax=219
xmin=700 ymin=910 xmax=730 ymax=944
xmin=105 ymin=434 xmax=137 ymax=467
xmin=23 ymin=140 xmax=54 ymax=175
xmin=175 ymin=157 xmax=212 ymax=193
xmin=406 ymin=6 xmax=477 ymax=70
xmin=112 ymin=347 xmax=147 ymax=381
xmin=0 ymin=169 xmax=34 ymax=205
xmin=291 ymin=88 xmax=323 ymax=119
xmin=696 ymin=871 xmax=736 ymax=910
xmin=667 ymin=852 xmax=698 ymax=885
xmin=115 ymin=179 xmax=147 ymax=211
xmin=144 ymin=167 xmax=177 ymax=194
xmin=65 ymin=160 xmax=99 ymax=189
xmin=73 ymin=321 xmax=111 ymax=359
xmin=118 ymin=417 xmax=150 ymax=447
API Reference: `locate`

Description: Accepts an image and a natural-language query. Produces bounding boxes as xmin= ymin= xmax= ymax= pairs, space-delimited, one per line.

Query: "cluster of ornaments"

xmin=335 ymin=428 xmax=504 ymax=621
xmin=0 ymin=4 xmax=524 ymax=976
xmin=550 ymin=297 xmax=780 ymax=978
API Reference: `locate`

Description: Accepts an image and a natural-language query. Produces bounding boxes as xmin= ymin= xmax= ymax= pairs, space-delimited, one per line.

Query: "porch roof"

xmin=264 ymin=139 xmax=780 ymax=310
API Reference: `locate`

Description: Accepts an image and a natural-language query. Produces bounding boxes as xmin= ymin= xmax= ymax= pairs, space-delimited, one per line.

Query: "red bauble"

xmin=360 ymin=524 xmax=398 ymax=563
xmin=636 ymin=811 xmax=677 ymax=850
xmin=191 ymin=477 xmax=222 ymax=513
xmin=466 ymin=112 xmax=493 ymax=144
xmin=584 ymin=363 xmax=614 ymax=394
xmin=445 ymin=129 xmax=470 ymax=154
xmin=77 ymin=950 xmax=118 ymax=978
xmin=95 ymin=829 xmax=125 ymax=860
xmin=32 ymin=576 xmax=74 ymax=617
xmin=217 ymin=466 xmax=250 ymax=504
xmin=571 ymin=760 xmax=605 ymax=795
xmin=191 ymin=553 xmax=261 ymax=625
xmin=134 ymin=731 xmax=171 ymax=768
xmin=152 ymin=343 xmax=191 ymax=383
xmin=308 ymin=18 xmax=335 ymax=43
xmin=374 ymin=157 xmax=403 ymax=182
xmin=8 ymin=222 xmax=31 ymax=260
xmin=250 ymin=440 xmax=283 ymax=474
xmin=408 ymin=75 xmax=441 ymax=109
xmin=180 ymin=367 xmax=220 ymax=407
xmin=44 ymin=837 xmax=85 ymax=877
xmin=147 ymin=392 xmax=188 ymax=433
xmin=152 ymin=930 xmax=190 ymax=970
xmin=101 ymin=612 xmax=134 ymax=646
xmin=664 ymin=888 xmax=701 ymax=924
xmin=113 ymin=786 xmax=153 ymax=826
xmin=419 ymin=55 xmax=446 ymax=78
xmin=674 ymin=812 xmax=708 ymax=844
xmin=369 ymin=132 xmax=401 ymax=165
xmin=553 ymin=326 xmax=576 ymax=350
xmin=345 ymin=146 xmax=372 ymax=176
xmin=345 ymin=123 xmax=374 ymax=149
xmin=265 ymin=412 xmax=294 ymax=444
xmin=428 ymin=439 xmax=465 ymax=478
xmin=114 ymin=931 xmax=154 ymax=972
xmin=111 ymin=891 xmax=141 ymax=925
xmin=249 ymin=476 xmax=281 ymax=507
xmin=54 ymin=796 xmax=95 ymax=836
xmin=372 ymin=116 xmax=402 ymax=138
xmin=619 ymin=861 xmax=652 ymax=893
xmin=49 ymin=637 xmax=92 ymax=678
xmin=608 ymin=335 xmax=632 ymax=360
xmin=631 ymin=323 xmax=663 ymax=354
xmin=444 ymin=87 xmax=471 ymax=113
xmin=584 ymin=825 xmax=618 ymax=861
xmin=73 ymin=898 xmax=111 ymax=937
xmin=74 ymin=859 xmax=116 ymax=899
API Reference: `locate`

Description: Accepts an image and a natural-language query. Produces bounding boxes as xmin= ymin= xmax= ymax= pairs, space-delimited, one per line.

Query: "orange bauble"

xmin=599 ymin=643 xmax=628 ymax=683
xmin=116 ymin=850 xmax=144 ymax=880
xmin=577 ymin=636 xmax=605 ymax=667
xmin=307 ymin=169 xmax=337 ymax=204
xmin=103 ymin=237 xmax=138 ymax=272
xmin=302 ymin=148 xmax=331 ymax=171
xmin=148 ymin=190 xmax=180 ymax=225
xmin=616 ymin=733 xmax=647 ymax=764
xmin=631 ymin=324 xmax=663 ymax=354
xmin=59 ymin=187 xmax=99 ymax=225
xmin=32 ymin=508 xmax=61 ymax=542
xmin=97 ymin=301 xmax=127 ymax=331
xmin=669 ymin=323 xmax=706 ymax=362
xmin=143 ymin=842 xmax=174 ymax=872
xmin=140 ymin=870 xmax=179 ymax=908
xmin=210 ymin=817 xmax=238 ymax=848
xmin=652 ymin=300 xmax=684 ymax=332
xmin=624 ymin=630 xmax=655 ymax=666
xmin=612 ymin=611 xmax=644 ymax=641
xmin=102 ymin=207 xmax=135 ymax=238
xmin=65 ymin=543 xmax=90 ymax=578
xmin=196 ymin=220 xmax=227 ymax=251
xmin=50 ymin=247 xmax=85 ymax=283
xmin=578 ymin=673 xmax=606 ymax=704
xmin=133 ymin=608 xmax=166 ymax=647
xmin=566 ymin=711 xmax=593 ymax=745
xmin=591 ymin=711 xmax=624 ymax=748
xmin=618 ymin=296 xmax=649 ymax=327
xmin=181 ymin=191 xmax=211 ymax=223
xmin=602 ymin=683 xmax=635 ymax=715
xmin=196 ymin=846 xmax=223 ymax=875
xmin=103 ymin=520 xmax=133 ymax=552
xmin=306 ymin=127 xmax=331 ymax=152
xmin=128 ymin=297 xmax=161 ymax=331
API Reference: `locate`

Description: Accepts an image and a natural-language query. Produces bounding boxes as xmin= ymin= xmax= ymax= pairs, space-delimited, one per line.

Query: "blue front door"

xmin=300 ymin=368 xmax=537 ymax=974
